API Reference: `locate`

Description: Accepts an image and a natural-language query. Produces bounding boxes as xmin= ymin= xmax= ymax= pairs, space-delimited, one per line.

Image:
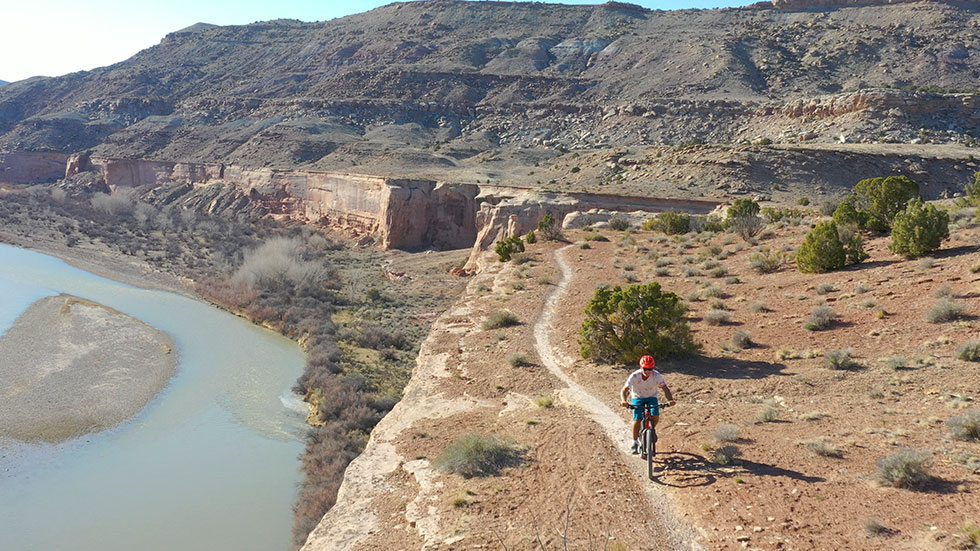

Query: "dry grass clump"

xmin=482 ymin=310 xmax=520 ymax=330
xmin=534 ymin=394 xmax=555 ymax=408
xmin=704 ymin=310 xmax=731 ymax=325
xmin=874 ymin=448 xmax=933 ymax=489
xmin=732 ymin=330 xmax=753 ymax=349
xmin=957 ymin=341 xmax=980 ymax=362
xmin=803 ymin=437 xmax=843 ymax=458
xmin=757 ymin=403 xmax=780 ymax=423
xmin=435 ymin=434 xmax=526 ymax=478
xmin=712 ymin=444 xmax=742 ymax=465
xmin=507 ymin=353 xmax=532 ymax=367
xmin=927 ymin=298 xmax=966 ymax=323
xmin=748 ymin=249 xmax=783 ymax=273
xmin=713 ymin=423 xmax=741 ymax=443
xmin=825 ymin=348 xmax=857 ymax=370
xmin=805 ymin=305 xmax=837 ymax=330
xmin=750 ymin=301 xmax=770 ymax=313
xmin=947 ymin=410 xmax=980 ymax=440
xmin=884 ymin=356 xmax=909 ymax=370
xmin=815 ymin=283 xmax=836 ymax=295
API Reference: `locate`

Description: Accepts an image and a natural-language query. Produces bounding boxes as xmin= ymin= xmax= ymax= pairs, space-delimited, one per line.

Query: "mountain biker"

xmin=621 ymin=355 xmax=675 ymax=455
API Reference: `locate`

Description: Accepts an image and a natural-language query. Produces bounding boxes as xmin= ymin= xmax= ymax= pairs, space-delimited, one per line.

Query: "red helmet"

xmin=639 ymin=355 xmax=655 ymax=369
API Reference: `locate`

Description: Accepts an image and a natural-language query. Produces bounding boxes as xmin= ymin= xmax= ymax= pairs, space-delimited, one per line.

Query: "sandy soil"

xmin=0 ymin=294 xmax=176 ymax=442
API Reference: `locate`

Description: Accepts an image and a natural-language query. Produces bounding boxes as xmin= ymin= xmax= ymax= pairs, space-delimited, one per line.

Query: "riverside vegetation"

xmin=0 ymin=184 xmax=466 ymax=545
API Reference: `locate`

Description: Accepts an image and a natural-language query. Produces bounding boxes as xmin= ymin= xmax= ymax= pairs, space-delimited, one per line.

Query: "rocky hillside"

xmin=1 ymin=0 xmax=979 ymax=198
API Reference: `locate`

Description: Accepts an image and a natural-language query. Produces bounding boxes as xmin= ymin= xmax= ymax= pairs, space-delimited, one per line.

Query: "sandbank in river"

xmin=0 ymin=293 xmax=177 ymax=442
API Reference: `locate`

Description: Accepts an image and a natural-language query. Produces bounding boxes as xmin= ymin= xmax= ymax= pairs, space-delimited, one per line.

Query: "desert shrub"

xmin=507 ymin=353 xmax=531 ymax=367
xmin=750 ymin=301 xmax=770 ymax=313
xmin=946 ymin=410 xmax=980 ymax=440
xmin=962 ymin=522 xmax=980 ymax=549
xmin=704 ymin=309 xmax=731 ymax=326
xmin=434 ymin=434 xmax=526 ymax=477
xmin=960 ymin=171 xmax=980 ymax=207
xmin=726 ymin=198 xmax=761 ymax=220
xmin=712 ymin=444 xmax=742 ymax=465
xmin=815 ymin=283 xmax=836 ymax=295
xmin=90 ymin=192 xmax=135 ymax=216
xmin=824 ymin=348 xmax=856 ymax=369
xmin=690 ymin=214 xmax=726 ymax=233
xmin=713 ymin=423 xmax=740 ymax=443
xmin=934 ymin=283 xmax=954 ymax=298
xmin=831 ymin=198 xmax=866 ymax=229
xmin=511 ymin=252 xmax=534 ymax=265
xmin=874 ymin=448 xmax=933 ymax=489
xmin=749 ymin=249 xmax=783 ymax=274
xmin=579 ymin=281 xmax=699 ymax=364
xmin=805 ymin=305 xmax=837 ymax=330
xmin=888 ymin=198 xmax=950 ymax=258
xmin=863 ymin=519 xmax=892 ymax=537
xmin=494 ymin=236 xmax=525 ymax=262
xmin=525 ymin=229 xmax=536 ymax=244
xmin=797 ymin=197 xmax=810 ymax=206
xmin=584 ymin=232 xmax=609 ymax=242
xmin=757 ymin=404 xmax=780 ymax=423
xmin=804 ymin=437 xmax=843 ymax=458
xmin=232 ymin=236 xmax=335 ymax=294
xmin=729 ymin=215 xmax=765 ymax=241
xmin=483 ymin=310 xmax=520 ymax=330
xmin=957 ymin=341 xmax=980 ymax=362
xmin=732 ymin=330 xmax=753 ymax=349
xmin=608 ymin=216 xmax=631 ymax=231
xmin=885 ymin=356 xmax=908 ymax=370
xmin=926 ymin=298 xmax=966 ymax=323
xmin=761 ymin=207 xmax=803 ymax=224
xmin=709 ymin=266 xmax=728 ymax=278
xmin=536 ymin=213 xmax=564 ymax=241
xmin=643 ymin=211 xmax=690 ymax=235
xmin=534 ymin=394 xmax=555 ymax=408
xmin=797 ymin=221 xmax=846 ymax=273
xmin=853 ymin=175 xmax=921 ymax=232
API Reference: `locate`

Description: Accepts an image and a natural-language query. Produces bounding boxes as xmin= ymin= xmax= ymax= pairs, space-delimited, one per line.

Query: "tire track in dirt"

xmin=533 ymin=244 xmax=704 ymax=551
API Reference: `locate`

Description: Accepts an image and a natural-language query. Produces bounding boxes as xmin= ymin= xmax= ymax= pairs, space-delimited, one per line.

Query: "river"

xmin=0 ymin=244 xmax=306 ymax=551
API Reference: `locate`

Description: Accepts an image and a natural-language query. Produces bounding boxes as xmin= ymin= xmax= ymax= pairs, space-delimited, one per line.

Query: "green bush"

xmin=824 ymin=348 xmax=856 ymax=369
xmin=537 ymin=213 xmax=563 ymax=241
xmin=525 ymin=229 xmax=536 ymax=244
xmin=726 ymin=198 xmax=761 ymax=220
xmin=958 ymin=171 xmax=980 ymax=207
xmin=579 ymin=281 xmax=699 ymax=364
xmin=494 ymin=236 xmax=524 ymax=262
xmin=888 ymin=198 xmax=949 ymax=258
xmin=713 ymin=444 xmax=742 ymax=465
xmin=831 ymin=198 xmax=866 ymax=229
xmin=643 ymin=211 xmax=690 ymax=235
xmin=874 ymin=448 xmax=933 ymax=489
xmin=796 ymin=221 xmax=846 ymax=273
xmin=729 ymin=215 xmax=765 ymax=241
xmin=434 ymin=434 xmax=526 ymax=477
xmin=853 ymin=175 xmax=921 ymax=232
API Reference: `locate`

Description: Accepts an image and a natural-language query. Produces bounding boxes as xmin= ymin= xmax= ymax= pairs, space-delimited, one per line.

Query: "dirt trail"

xmin=534 ymin=244 xmax=703 ymax=551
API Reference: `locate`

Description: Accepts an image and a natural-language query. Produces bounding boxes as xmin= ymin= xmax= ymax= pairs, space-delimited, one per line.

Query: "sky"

xmin=0 ymin=0 xmax=747 ymax=83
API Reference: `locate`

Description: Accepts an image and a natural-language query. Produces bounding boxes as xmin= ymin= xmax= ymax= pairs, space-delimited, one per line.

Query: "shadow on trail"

xmin=662 ymin=356 xmax=790 ymax=380
xmin=650 ymin=452 xmax=825 ymax=485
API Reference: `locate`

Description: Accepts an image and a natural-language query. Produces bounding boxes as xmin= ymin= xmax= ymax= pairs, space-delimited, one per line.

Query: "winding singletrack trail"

xmin=534 ymin=244 xmax=703 ymax=551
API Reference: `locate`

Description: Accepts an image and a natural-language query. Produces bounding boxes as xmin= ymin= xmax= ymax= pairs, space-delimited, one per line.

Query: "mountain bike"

xmin=629 ymin=402 xmax=670 ymax=478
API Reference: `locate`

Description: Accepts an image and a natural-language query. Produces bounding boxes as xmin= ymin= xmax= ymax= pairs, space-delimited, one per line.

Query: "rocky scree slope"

xmin=1 ymin=0 xmax=980 ymax=196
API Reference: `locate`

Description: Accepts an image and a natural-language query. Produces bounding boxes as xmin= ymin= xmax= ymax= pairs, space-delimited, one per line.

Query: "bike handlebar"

xmin=625 ymin=402 xmax=671 ymax=409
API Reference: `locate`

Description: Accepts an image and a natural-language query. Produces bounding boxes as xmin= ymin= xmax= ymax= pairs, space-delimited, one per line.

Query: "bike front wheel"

xmin=644 ymin=429 xmax=655 ymax=478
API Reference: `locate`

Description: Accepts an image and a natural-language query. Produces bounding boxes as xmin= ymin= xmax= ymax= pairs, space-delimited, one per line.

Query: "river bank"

xmin=0 ymin=293 xmax=177 ymax=442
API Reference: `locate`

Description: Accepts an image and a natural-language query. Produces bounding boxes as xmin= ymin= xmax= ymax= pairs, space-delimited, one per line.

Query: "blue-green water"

xmin=0 ymin=244 xmax=307 ymax=551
